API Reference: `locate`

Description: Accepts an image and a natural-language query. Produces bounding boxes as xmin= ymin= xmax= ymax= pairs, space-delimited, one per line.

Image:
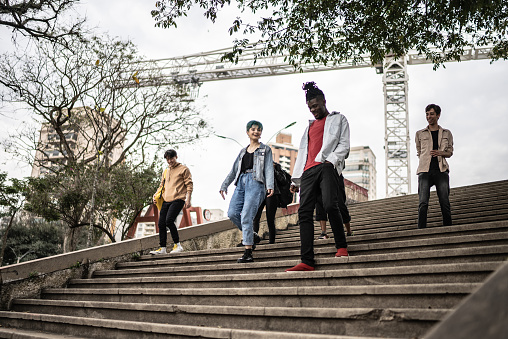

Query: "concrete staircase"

xmin=1 ymin=180 xmax=507 ymax=338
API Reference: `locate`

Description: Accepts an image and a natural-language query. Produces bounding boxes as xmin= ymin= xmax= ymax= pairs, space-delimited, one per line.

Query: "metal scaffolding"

xmin=127 ymin=45 xmax=493 ymax=197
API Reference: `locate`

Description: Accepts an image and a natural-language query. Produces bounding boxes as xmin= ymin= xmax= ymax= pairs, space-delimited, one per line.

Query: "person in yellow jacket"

xmin=150 ymin=149 xmax=193 ymax=255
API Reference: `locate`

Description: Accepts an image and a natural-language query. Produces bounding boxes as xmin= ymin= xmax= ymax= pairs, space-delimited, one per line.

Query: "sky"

xmin=1 ymin=1 xmax=507 ymax=213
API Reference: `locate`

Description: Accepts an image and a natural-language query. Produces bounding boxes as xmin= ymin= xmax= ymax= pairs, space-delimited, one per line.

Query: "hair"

xmin=302 ymin=81 xmax=325 ymax=101
xmin=246 ymin=120 xmax=263 ymax=131
xmin=425 ymin=104 xmax=441 ymax=115
xmin=164 ymin=149 xmax=177 ymax=159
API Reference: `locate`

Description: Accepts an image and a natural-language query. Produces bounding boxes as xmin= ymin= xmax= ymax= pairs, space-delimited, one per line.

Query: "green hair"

xmin=246 ymin=120 xmax=263 ymax=131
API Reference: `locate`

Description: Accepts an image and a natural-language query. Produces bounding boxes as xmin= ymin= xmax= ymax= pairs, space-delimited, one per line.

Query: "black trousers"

xmin=253 ymin=194 xmax=279 ymax=244
xmin=298 ymin=163 xmax=347 ymax=267
xmin=158 ymin=199 xmax=185 ymax=247
xmin=315 ymin=174 xmax=351 ymax=224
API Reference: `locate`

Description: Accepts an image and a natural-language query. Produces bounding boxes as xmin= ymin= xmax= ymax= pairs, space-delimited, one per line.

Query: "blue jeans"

xmin=228 ymin=172 xmax=266 ymax=246
xmin=418 ymin=171 xmax=452 ymax=229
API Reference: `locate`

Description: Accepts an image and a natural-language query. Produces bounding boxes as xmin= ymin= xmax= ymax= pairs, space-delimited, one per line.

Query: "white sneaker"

xmin=149 ymin=247 xmax=167 ymax=255
xmin=171 ymin=243 xmax=184 ymax=253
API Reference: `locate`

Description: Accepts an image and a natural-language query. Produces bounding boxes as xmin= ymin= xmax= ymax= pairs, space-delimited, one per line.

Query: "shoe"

xmin=149 ymin=247 xmax=167 ymax=255
xmin=254 ymin=232 xmax=261 ymax=244
xmin=317 ymin=233 xmax=329 ymax=240
xmin=286 ymin=263 xmax=315 ymax=272
xmin=236 ymin=241 xmax=243 ymax=247
xmin=347 ymin=231 xmax=354 ymax=236
xmin=171 ymin=243 xmax=184 ymax=253
xmin=335 ymin=248 xmax=349 ymax=257
xmin=237 ymin=249 xmax=254 ymax=263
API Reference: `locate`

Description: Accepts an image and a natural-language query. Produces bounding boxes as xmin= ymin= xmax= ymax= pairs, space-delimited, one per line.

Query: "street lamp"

xmin=215 ymin=134 xmax=243 ymax=147
xmin=266 ymin=121 xmax=297 ymax=144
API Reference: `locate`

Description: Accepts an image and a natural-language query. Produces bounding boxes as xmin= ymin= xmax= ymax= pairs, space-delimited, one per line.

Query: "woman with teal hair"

xmin=220 ymin=120 xmax=274 ymax=263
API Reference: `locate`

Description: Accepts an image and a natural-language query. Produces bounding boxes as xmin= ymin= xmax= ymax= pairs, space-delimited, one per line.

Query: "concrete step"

xmin=0 ymin=311 xmax=380 ymax=339
xmin=68 ymin=262 xmax=500 ymax=289
xmin=127 ymin=222 xmax=508 ymax=269
xmin=93 ymin=245 xmax=508 ymax=277
xmin=11 ymin=300 xmax=447 ymax=338
xmin=39 ymin=283 xmax=478 ymax=309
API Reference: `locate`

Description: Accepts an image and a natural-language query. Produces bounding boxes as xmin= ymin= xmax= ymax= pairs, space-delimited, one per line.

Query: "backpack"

xmin=274 ymin=164 xmax=293 ymax=208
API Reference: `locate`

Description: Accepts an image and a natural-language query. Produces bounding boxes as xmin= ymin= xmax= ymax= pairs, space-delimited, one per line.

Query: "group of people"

xmin=149 ymin=81 xmax=454 ymax=272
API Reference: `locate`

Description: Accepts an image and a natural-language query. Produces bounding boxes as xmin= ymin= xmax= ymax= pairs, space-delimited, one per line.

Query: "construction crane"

xmin=129 ymin=45 xmax=493 ymax=197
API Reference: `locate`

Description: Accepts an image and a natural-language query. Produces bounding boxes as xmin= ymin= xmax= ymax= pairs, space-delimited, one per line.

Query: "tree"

xmin=0 ymin=34 xmax=208 ymax=251
xmin=0 ymin=212 xmax=64 ymax=266
xmin=151 ymin=0 xmax=508 ymax=68
xmin=0 ymin=0 xmax=83 ymax=42
xmin=0 ymin=172 xmax=25 ymax=265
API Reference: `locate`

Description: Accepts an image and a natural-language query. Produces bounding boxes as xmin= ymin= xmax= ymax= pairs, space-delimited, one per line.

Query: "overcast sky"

xmin=1 ymin=1 xmax=507 ymax=213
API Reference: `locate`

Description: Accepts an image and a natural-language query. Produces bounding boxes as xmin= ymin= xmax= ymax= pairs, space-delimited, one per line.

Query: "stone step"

xmin=0 ymin=311 xmax=379 ymax=339
xmin=68 ymin=262 xmax=500 ymax=289
xmin=93 ymin=245 xmax=508 ymax=277
xmin=0 ymin=328 xmax=87 ymax=339
xmin=11 ymin=300 xmax=446 ymax=338
xmin=40 ymin=283 xmax=478 ymax=309
xmin=119 ymin=232 xmax=508 ymax=271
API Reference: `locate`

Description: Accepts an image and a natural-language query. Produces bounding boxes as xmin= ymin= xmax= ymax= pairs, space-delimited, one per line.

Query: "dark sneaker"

xmin=236 ymin=241 xmax=243 ymax=247
xmin=237 ymin=249 xmax=254 ymax=263
xmin=346 ymin=231 xmax=354 ymax=236
xmin=335 ymin=248 xmax=349 ymax=257
xmin=317 ymin=233 xmax=329 ymax=240
xmin=254 ymin=232 xmax=261 ymax=244
xmin=286 ymin=263 xmax=315 ymax=272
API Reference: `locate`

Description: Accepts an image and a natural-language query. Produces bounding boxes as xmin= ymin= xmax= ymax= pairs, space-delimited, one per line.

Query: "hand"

xmin=290 ymin=184 xmax=299 ymax=193
xmin=219 ymin=190 xmax=226 ymax=200
xmin=267 ymin=189 xmax=274 ymax=198
xmin=185 ymin=199 xmax=192 ymax=209
xmin=152 ymin=197 xmax=157 ymax=204
xmin=430 ymin=150 xmax=444 ymax=157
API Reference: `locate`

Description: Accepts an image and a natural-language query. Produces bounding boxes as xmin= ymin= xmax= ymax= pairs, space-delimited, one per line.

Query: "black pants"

xmin=253 ymin=194 xmax=279 ymax=244
xmin=418 ymin=171 xmax=452 ymax=229
xmin=158 ymin=199 xmax=185 ymax=247
xmin=298 ymin=163 xmax=347 ymax=267
xmin=315 ymin=174 xmax=351 ymax=224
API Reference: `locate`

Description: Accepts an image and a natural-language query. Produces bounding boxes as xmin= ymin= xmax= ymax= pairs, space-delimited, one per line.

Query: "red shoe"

xmin=285 ymin=263 xmax=315 ymax=272
xmin=335 ymin=248 xmax=349 ymax=257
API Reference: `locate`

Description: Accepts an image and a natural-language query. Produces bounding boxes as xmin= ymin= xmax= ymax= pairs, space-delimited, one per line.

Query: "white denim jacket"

xmin=291 ymin=111 xmax=350 ymax=187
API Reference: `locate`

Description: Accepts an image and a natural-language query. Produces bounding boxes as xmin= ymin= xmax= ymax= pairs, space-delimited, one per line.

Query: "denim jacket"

xmin=292 ymin=111 xmax=350 ymax=187
xmin=220 ymin=143 xmax=274 ymax=193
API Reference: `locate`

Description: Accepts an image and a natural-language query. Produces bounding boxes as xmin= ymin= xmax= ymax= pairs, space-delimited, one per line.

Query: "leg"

xmin=239 ymin=173 xmax=266 ymax=246
xmin=418 ymin=172 xmax=431 ymax=229
xmin=157 ymin=202 xmax=170 ymax=247
xmin=320 ymin=163 xmax=346 ymax=249
xmin=434 ymin=171 xmax=452 ymax=226
xmin=315 ymin=198 xmax=328 ymax=237
xmin=337 ymin=175 xmax=352 ymax=234
xmin=297 ymin=166 xmax=320 ymax=267
xmin=253 ymin=199 xmax=266 ymax=235
xmin=264 ymin=194 xmax=278 ymax=243
xmin=228 ymin=174 xmax=246 ymax=231
xmin=164 ymin=199 xmax=185 ymax=244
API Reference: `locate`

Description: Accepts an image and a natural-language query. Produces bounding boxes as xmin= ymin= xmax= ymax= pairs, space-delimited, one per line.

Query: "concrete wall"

xmin=0 ymin=204 xmax=299 ymax=310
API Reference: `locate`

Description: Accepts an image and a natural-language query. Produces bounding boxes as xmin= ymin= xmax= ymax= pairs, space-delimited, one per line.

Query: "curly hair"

xmin=303 ymin=81 xmax=325 ymax=101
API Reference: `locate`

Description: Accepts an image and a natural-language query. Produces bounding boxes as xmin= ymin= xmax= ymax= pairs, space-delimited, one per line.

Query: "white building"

xmin=343 ymin=146 xmax=377 ymax=200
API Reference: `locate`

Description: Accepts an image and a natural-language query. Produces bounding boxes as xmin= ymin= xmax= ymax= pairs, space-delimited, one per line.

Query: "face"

xmin=307 ymin=97 xmax=327 ymax=119
xmin=166 ymin=156 xmax=177 ymax=167
xmin=426 ymin=108 xmax=440 ymax=126
xmin=247 ymin=125 xmax=262 ymax=141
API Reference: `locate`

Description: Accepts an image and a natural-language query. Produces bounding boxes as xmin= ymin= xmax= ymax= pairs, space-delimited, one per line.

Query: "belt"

xmin=244 ymin=169 xmax=253 ymax=173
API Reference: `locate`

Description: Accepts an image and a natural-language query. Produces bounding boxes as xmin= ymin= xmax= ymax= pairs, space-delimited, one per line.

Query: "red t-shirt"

xmin=304 ymin=116 xmax=327 ymax=172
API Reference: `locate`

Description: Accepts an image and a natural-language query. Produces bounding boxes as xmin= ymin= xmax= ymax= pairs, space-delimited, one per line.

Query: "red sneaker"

xmin=285 ymin=263 xmax=315 ymax=272
xmin=335 ymin=248 xmax=349 ymax=257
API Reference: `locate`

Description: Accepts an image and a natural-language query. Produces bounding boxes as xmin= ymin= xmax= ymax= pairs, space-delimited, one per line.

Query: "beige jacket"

xmin=153 ymin=162 xmax=193 ymax=203
xmin=415 ymin=126 xmax=454 ymax=174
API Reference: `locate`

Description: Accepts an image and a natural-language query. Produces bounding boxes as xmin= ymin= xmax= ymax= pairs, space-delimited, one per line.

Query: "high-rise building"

xmin=31 ymin=107 xmax=123 ymax=177
xmin=267 ymin=133 xmax=299 ymax=175
xmin=343 ymin=146 xmax=377 ymax=200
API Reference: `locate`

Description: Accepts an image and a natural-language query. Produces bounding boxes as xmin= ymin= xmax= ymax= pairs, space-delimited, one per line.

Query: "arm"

xmin=153 ymin=169 xmax=166 ymax=204
xmin=415 ymin=131 xmax=421 ymax=158
xmin=183 ymin=168 xmax=193 ymax=208
xmin=219 ymin=151 xmax=242 ymax=198
xmin=264 ymin=146 xmax=274 ymax=197
xmin=327 ymin=114 xmax=350 ymax=166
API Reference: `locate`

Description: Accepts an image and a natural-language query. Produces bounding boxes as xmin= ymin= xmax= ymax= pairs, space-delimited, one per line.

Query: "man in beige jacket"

xmin=415 ymin=104 xmax=454 ymax=229
xmin=150 ymin=149 xmax=193 ymax=254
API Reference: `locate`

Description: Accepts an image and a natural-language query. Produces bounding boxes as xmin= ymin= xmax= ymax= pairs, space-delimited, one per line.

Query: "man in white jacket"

xmin=287 ymin=82 xmax=350 ymax=271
